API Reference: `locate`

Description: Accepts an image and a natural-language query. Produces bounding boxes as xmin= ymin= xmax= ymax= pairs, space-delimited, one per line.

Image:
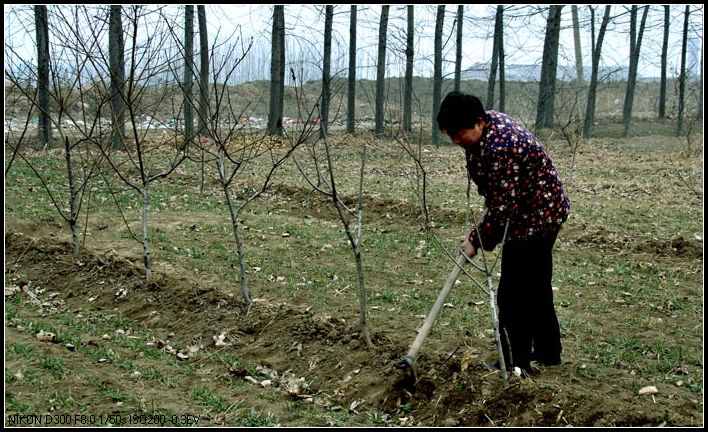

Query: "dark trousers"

xmin=497 ymin=231 xmax=562 ymax=370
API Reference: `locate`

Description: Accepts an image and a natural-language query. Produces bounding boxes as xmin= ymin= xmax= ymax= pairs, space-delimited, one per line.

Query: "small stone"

xmin=638 ymin=385 xmax=658 ymax=396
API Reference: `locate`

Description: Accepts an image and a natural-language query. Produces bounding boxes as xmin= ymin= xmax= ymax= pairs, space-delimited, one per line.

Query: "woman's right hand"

xmin=460 ymin=238 xmax=477 ymax=259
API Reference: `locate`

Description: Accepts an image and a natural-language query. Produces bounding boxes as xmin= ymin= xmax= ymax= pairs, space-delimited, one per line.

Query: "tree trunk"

xmin=571 ymin=6 xmax=584 ymax=83
xmin=183 ymin=5 xmax=194 ymax=151
xmin=197 ymin=6 xmax=209 ymax=136
xmin=536 ymin=5 xmax=563 ymax=130
xmin=197 ymin=5 xmax=209 ymax=194
xmin=320 ymin=5 xmax=333 ymax=139
xmin=347 ymin=6 xmax=357 ymax=134
xmin=141 ymin=186 xmax=152 ymax=280
xmin=676 ymin=5 xmax=690 ymax=136
xmin=267 ymin=6 xmax=285 ymax=136
xmin=35 ymin=5 xmax=52 ymax=149
xmin=454 ymin=6 xmax=463 ymax=92
xmin=109 ymin=5 xmax=125 ymax=150
xmin=218 ymin=154 xmax=252 ymax=306
xmin=571 ymin=5 xmax=584 ymax=120
xmin=431 ymin=5 xmax=444 ymax=146
xmin=403 ymin=5 xmax=414 ymax=133
xmin=498 ymin=11 xmax=505 ymax=112
xmin=659 ymin=5 xmax=669 ymax=119
xmin=374 ymin=5 xmax=389 ymax=138
xmin=487 ymin=5 xmax=503 ymax=110
xmin=699 ymin=36 xmax=703 ymax=120
xmin=583 ymin=6 xmax=612 ymax=138
xmin=622 ymin=5 xmax=649 ymax=137
xmin=63 ymin=136 xmax=79 ymax=257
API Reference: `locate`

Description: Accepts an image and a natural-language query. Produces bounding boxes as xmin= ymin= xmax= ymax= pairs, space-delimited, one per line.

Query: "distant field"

xmin=4 ymin=123 xmax=703 ymax=426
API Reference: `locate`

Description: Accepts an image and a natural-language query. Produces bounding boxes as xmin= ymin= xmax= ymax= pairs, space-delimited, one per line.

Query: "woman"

xmin=437 ymin=91 xmax=570 ymax=375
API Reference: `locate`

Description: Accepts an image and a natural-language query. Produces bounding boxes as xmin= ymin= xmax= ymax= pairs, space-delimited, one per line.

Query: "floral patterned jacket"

xmin=466 ymin=111 xmax=570 ymax=251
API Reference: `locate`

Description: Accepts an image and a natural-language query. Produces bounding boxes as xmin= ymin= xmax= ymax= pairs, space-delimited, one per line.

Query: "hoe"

xmin=396 ymin=253 xmax=468 ymax=373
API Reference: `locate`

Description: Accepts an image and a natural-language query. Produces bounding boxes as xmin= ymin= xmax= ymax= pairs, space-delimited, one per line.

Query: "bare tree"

xmin=659 ymin=5 xmax=670 ymax=119
xmin=100 ymin=6 xmax=188 ymax=279
xmin=454 ymin=6 xmax=463 ymax=92
xmin=622 ymin=5 xmax=649 ymax=137
xmin=109 ymin=5 xmax=125 ymax=150
xmin=197 ymin=6 xmax=209 ymax=136
xmin=267 ymin=5 xmax=285 ymax=136
xmin=183 ymin=5 xmax=194 ymax=150
xmin=320 ymin=5 xmax=333 ymax=138
xmin=199 ymin=51 xmax=310 ymax=305
xmin=7 ymin=5 xmax=115 ymax=256
xmin=676 ymin=5 xmax=690 ymax=136
xmin=403 ymin=5 xmax=414 ymax=133
xmin=571 ymin=6 xmax=584 ymax=84
xmin=535 ymin=5 xmax=563 ymax=130
xmin=487 ymin=5 xmax=504 ymax=110
xmin=571 ymin=5 xmax=584 ymax=120
xmin=347 ymin=5 xmax=357 ymax=134
xmin=293 ymin=126 xmax=375 ymax=349
xmin=197 ymin=5 xmax=209 ymax=193
xmin=583 ymin=6 xmax=612 ymax=139
xmin=431 ymin=5 xmax=444 ymax=146
xmin=374 ymin=5 xmax=390 ymax=138
xmin=35 ymin=5 xmax=52 ymax=149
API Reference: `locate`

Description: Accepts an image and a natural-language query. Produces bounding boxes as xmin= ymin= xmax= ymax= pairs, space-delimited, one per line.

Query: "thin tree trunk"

xmin=536 ymin=5 xmax=563 ymax=130
xmin=571 ymin=5 xmax=584 ymax=120
xmin=498 ymin=13 xmax=505 ymax=112
xmin=572 ymin=6 xmax=584 ymax=83
xmin=197 ymin=6 xmax=209 ymax=136
xmin=374 ymin=5 xmax=389 ymax=138
xmin=320 ymin=5 xmax=333 ymax=138
xmin=622 ymin=5 xmax=649 ymax=137
xmin=347 ymin=6 xmax=357 ymax=134
xmin=109 ymin=5 xmax=125 ymax=150
xmin=35 ymin=5 xmax=52 ymax=149
xmin=183 ymin=5 xmax=194 ymax=151
xmin=487 ymin=5 xmax=503 ymax=110
xmin=268 ymin=6 xmax=285 ymax=136
xmin=63 ymin=136 xmax=79 ymax=257
xmin=403 ymin=5 xmax=414 ymax=133
xmin=699 ymin=37 xmax=703 ymax=120
xmin=677 ymin=5 xmax=690 ymax=136
xmin=583 ymin=6 xmax=611 ymax=138
xmin=454 ymin=6 xmax=463 ymax=92
xmin=219 ymin=154 xmax=252 ymax=305
xmin=198 ymin=5 xmax=209 ymax=194
xmin=659 ymin=5 xmax=669 ymax=119
xmin=431 ymin=5 xmax=444 ymax=145
xmin=141 ymin=186 xmax=152 ymax=280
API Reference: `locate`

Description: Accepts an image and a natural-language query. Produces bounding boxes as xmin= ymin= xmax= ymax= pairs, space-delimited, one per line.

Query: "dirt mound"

xmin=567 ymin=227 xmax=702 ymax=259
xmin=4 ymin=229 xmax=701 ymax=426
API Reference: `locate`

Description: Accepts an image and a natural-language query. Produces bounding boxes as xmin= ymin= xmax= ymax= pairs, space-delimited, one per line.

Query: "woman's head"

xmin=436 ymin=91 xmax=486 ymax=138
xmin=437 ymin=92 xmax=487 ymax=148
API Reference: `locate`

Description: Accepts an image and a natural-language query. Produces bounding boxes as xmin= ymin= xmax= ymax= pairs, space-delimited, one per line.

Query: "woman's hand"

xmin=460 ymin=238 xmax=477 ymax=259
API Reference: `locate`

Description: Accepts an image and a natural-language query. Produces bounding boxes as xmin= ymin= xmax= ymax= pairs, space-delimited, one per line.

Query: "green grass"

xmin=238 ymin=408 xmax=280 ymax=427
xmin=4 ymin=128 xmax=703 ymax=425
xmin=191 ymin=387 xmax=230 ymax=412
xmin=40 ymin=356 xmax=66 ymax=379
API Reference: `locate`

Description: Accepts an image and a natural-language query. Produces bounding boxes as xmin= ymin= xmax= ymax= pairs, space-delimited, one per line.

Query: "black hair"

xmin=436 ymin=91 xmax=486 ymax=137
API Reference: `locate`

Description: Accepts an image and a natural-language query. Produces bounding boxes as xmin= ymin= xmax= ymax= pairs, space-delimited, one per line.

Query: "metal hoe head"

xmin=395 ymin=355 xmax=415 ymax=371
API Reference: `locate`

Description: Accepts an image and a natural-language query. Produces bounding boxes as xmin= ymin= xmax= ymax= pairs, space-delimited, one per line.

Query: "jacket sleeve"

xmin=469 ymin=145 xmax=522 ymax=251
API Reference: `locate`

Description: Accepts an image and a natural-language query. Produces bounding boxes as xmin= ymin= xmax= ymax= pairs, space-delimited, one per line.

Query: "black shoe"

xmin=531 ymin=352 xmax=562 ymax=366
xmin=520 ymin=364 xmax=541 ymax=377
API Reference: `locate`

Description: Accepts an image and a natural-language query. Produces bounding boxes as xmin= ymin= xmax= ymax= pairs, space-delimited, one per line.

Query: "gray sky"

xmin=4 ymin=4 xmax=704 ymax=83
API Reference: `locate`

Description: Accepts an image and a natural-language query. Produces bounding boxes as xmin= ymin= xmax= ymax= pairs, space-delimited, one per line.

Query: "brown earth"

xmin=4 ymin=219 xmax=702 ymax=427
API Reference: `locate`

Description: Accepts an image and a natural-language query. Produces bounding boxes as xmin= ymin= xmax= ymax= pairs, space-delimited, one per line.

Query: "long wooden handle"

xmin=404 ymin=253 xmax=467 ymax=362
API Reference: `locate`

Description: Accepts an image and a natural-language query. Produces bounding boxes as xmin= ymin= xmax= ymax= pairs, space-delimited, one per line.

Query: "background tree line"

xmin=4 ymin=4 xmax=704 ymax=147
